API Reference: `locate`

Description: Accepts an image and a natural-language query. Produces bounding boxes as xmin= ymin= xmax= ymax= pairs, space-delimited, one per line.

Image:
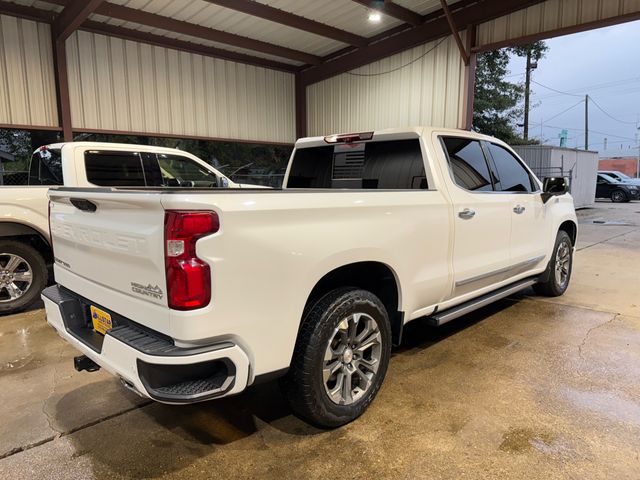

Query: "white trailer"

xmin=513 ymin=145 xmax=598 ymax=209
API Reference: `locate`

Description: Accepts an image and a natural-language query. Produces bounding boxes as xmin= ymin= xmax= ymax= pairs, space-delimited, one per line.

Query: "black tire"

xmin=280 ymin=287 xmax=392 ymax=428
xmin=611 ymin=190 xmax=628 ymax=203
xmin=0 ymin=240 xmax=47 ymax=315
xmin=533 ymin=230 xmax=573 ymax=297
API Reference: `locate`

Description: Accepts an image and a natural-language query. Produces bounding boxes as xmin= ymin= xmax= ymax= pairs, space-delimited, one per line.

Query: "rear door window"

xmin=287 ymin=139 xmax=426 ymax=189
xmin=85 ymin=151 xmax=146 ymax=186
xmin=441 ymin=137 xmax=493 ymax=191
xmin=485 ymin=143 xmax=537 ymax=193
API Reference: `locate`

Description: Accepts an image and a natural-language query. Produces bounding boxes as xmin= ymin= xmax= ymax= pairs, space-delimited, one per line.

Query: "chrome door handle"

xmin=458 ymin=208 xmax=476 ymax=219
xmin=513 ymin=205 xmax=526 ymax=214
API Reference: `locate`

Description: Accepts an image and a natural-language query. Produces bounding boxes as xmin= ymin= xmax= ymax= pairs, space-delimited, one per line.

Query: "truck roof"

xmin=295 ymin=126 xmax=503 ymax=148
xmin=33 ymin=142 xmax=192 ymax=156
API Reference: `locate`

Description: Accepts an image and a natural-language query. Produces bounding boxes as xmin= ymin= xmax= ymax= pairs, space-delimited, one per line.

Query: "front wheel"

xmin=280 ymin=288 xmax=391 ymax=428
xmin=611 ymin=190 xmax=628 ymax=203
xmin=533 ymin=230 xmax=573 ymax=297
xmin=0 ymin=240 xmax=47 ymax=315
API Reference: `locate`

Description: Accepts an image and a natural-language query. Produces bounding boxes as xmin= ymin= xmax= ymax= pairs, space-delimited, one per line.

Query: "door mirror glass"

xmin=542 ymin=177 xmax=568 ymax=202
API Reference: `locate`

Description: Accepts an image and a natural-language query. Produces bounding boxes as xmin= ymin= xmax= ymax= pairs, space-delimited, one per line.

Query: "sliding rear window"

xmin=287 ymin=139 xmax=427 ymax=189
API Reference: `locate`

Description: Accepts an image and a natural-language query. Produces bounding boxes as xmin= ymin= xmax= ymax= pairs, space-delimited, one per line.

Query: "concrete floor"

xmin=1 ymin=201 xmax=639 ymax=479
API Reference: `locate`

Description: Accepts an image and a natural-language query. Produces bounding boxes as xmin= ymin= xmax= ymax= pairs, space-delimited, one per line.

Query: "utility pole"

xmin=584 ymin=94 xmax=589 ymax=150
xmin=636 ymin=119 xmax=639 ymax=178
xmin=524 ymin=50 xmax=532 ymax=141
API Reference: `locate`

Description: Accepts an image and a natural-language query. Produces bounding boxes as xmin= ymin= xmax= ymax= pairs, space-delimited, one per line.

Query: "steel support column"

xmin=295 ymin=73 xmax=307 ymax=140
xmin=463 ymin=24 xmax=477 ymax=131
xmin=52 ymin=36 xmax=72 ymax=141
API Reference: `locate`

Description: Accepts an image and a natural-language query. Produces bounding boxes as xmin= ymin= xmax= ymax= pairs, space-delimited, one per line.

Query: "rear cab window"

xmin=29 ymin=147 xmax=63 ymax=185
xmin=287 ymin=139 xmax=427 ymax=190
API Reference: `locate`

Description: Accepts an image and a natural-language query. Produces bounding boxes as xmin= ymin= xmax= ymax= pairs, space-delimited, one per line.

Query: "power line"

xmin=531 ymin=80 xmax=583 ymax=98
xmin=589 ymin=96 xmax=638 ymax=125
xmin=528 ymin=122 xmax=637 ymax=141
xmin=539 ymin=99 xmax=585 ymax=123
xmin=534 ymin=76 xmax=640 ymax=100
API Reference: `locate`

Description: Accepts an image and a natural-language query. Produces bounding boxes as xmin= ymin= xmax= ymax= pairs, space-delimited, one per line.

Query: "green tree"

xmin=473 ymin=41 xmax=548 ymax=144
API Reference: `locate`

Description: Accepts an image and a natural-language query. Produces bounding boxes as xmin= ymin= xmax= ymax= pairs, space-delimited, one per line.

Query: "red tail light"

xmin=164 ymin=211 xmax=219 ymax=310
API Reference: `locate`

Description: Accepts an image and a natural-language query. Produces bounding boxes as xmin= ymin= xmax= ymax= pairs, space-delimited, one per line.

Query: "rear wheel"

xmin=281 ymin=288 xmax=391 ymax=428
xmin=0 ymin=240 xmax=47 ymax=315
xmin=611 ymin=190 xmax=628 ymax=203
xmin=533 ymin=230 xmax=573 ymax=297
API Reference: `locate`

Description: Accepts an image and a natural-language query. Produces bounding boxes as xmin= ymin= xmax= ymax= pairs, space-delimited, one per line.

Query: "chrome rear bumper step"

xmin=428 ymin=277 xmax=537 ymax=327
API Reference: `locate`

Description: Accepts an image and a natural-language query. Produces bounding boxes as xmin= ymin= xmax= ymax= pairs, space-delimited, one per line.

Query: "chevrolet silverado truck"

xmin=43 ymin=127 xmax=577 ymax=427
xmin=0 ymin=142 xmax=251 ymax=314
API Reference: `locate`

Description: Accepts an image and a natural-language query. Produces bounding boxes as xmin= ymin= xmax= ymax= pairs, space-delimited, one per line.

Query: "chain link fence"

xmin=0 ymin=171 xmax=29 ymax=186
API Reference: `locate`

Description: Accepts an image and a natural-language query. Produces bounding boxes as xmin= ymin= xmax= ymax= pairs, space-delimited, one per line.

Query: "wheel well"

xmin=0 ymin=223 xmax=52 ymax=264
xmin=304 ymin=262 xmax=403 ymax=345
xmin=559 ymin=220 xmax=577 ymax=245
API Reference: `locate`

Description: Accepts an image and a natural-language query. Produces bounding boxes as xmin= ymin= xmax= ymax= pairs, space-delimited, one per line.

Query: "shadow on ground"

xmin=47 ymin=297 xmax=520 ymax=478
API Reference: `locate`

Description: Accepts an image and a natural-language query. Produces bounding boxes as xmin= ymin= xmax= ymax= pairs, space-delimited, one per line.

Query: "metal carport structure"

xmin=0 ymin=0 xmax=639 ymax=145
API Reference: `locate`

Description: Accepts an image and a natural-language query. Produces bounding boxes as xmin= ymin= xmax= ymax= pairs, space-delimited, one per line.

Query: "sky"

xmin=506 ymin=19 xmax=640 ymax=157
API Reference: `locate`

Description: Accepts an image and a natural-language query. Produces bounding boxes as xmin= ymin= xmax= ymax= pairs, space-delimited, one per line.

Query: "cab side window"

xmin=85 ymin=151 xmax=146 ymax=186
xmin=485 ymin=143 xmax=537 ymax=193
xmin=441 ymin=137 xmax=493 ymax=192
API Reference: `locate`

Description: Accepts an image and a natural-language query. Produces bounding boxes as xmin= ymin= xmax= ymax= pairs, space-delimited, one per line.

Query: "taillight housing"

xmin=164 ymin=211 xmax=219 ymax=310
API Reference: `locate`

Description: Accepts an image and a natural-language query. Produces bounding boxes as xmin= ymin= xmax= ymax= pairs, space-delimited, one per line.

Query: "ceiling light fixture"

xmin=368 ymin=11 xmax=382 ymax=23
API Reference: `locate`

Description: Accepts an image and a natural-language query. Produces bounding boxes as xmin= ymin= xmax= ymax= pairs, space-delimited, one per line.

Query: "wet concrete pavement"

xmin=1 ymin=201 xmax=639 ymax=479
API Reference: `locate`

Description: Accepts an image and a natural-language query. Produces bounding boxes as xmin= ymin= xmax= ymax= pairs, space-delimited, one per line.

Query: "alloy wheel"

xmin=323 ymin=312 xmax=382 ymax=405
xmin=554 ymin=240 xmax=571 ymax=288
xmin=0 ymin=253 xmax=33 ymax=303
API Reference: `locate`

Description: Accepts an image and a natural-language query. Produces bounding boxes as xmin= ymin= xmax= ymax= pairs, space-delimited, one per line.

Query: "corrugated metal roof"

xmin=252 ymin=0 xmax=406 ymax=38
xmin=99 ymin=0 xmax=355 ymax=57
xmin=89 ymin=12 xmax=304 ymax=66
xmin=478 ymin=0 xmax=640 ymax=47
xmin=393 ymin=0 xmax=454 ymax=16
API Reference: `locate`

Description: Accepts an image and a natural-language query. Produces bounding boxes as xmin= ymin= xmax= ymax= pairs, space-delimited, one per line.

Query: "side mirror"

xmin=541 ymin=177 xmax=568 ymax=203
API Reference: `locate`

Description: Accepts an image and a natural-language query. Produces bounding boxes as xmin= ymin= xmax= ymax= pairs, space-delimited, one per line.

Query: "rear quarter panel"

xmin=0 ymin=187 xmax=51 ymax=240
xmin=160 ymin=189 xmax=452 ymax=377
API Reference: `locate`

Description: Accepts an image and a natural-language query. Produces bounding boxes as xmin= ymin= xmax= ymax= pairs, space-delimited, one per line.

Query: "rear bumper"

xmin=42 ymin=285 xmax=250 ymax=403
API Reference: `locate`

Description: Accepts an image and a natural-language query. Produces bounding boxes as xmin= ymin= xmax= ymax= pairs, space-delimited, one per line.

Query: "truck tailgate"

xmin=49 ymin=189 xmax=168 ymax=314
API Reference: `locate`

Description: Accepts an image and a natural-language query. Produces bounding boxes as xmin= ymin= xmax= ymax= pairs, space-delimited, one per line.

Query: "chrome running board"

xmin=428 ymin=277 xmax=537 ymax=326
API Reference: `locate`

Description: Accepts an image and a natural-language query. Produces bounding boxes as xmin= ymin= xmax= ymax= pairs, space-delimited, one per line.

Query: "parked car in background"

xmin=0 ymin=142 xmax=256 ymax=315
xmin=43 ymin=127 xmax=577 ymax=427
xmin=598 ymin=170 xmax=640 ymax=186
xmin=596 ymin=173 xmax=639 ymax=202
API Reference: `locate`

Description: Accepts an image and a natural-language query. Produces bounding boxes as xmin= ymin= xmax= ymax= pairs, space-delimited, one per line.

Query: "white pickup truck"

xmin=43 ymin=127 xmax=577 ymax=427
xmin=0 ymin=142 xmax=249 ymax=314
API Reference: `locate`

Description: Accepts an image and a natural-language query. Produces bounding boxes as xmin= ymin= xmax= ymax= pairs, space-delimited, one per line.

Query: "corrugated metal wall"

xmin=0 ymin=14 xmax=58 ymax=128
xmin=478 ymin=0 xmax=640 ymax=47
xmin=65 ymin=30 xmax=296 ymax=143
xmin=306 ymin=35 xmax=466 ymax=136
